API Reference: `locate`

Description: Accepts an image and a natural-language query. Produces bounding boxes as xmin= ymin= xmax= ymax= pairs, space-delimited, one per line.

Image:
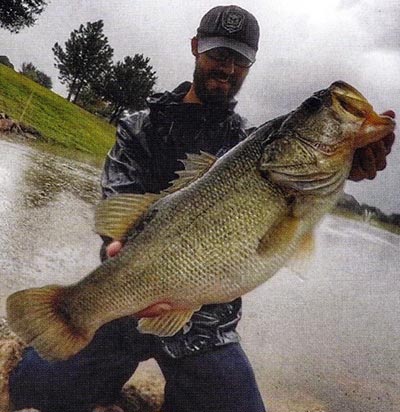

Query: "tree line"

xmin=1 ymin=2 xmax=157 ymax=123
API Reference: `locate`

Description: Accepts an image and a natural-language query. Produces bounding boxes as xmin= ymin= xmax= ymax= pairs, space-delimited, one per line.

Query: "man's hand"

xmin=349 ymin=110 xmax=396 ymax=181
xmin=105 ymin=240 xmax=172 ymax=318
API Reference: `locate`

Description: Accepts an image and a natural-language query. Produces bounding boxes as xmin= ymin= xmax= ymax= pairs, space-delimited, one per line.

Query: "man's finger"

xmin=359 ymin=147 xmax=377 ymax=180
xmin=370 ymin=141 xmax=387 ymax=171
xmin=106 ymin=240 xmax=123 ymax=258
xmin=348 ymin=150 xmax=366 ymax=181
xmin=382 ymin=132 xmax=395 ymax=155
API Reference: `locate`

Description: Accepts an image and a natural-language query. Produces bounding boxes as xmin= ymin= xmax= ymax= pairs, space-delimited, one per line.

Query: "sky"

xmin=0 ymin=0 xmax=399 ymax=213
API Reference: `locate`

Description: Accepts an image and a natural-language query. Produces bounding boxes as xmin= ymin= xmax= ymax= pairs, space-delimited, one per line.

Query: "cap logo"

xmin=222 ymin=10 xmax=245 ymax=33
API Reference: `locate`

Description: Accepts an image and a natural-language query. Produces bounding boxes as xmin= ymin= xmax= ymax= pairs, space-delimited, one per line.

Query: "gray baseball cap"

xmin=196 ymin=5 xmax=260 ymax=63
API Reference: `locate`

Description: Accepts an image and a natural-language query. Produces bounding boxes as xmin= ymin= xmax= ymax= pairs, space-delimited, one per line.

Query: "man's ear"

xmin=191 ymin=37 xmax=199 ymax=57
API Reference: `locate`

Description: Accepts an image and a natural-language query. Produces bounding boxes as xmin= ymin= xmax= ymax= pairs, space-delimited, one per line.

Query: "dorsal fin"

xmin=95 ymin=193 xmax=160 ymax=240
xmin=163 ymin=151 xmax=217 ymax=194
xmin=95 ymin=152 xmax=216 ymax=239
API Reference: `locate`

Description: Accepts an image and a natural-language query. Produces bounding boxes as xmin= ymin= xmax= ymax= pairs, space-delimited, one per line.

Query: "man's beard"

xmin=192 ymin=63 xmax=242 ymax=105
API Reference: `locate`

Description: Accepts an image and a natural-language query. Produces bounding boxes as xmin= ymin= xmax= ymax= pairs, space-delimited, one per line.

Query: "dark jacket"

xmin=100 ymin=82 xmax=249 ymax=358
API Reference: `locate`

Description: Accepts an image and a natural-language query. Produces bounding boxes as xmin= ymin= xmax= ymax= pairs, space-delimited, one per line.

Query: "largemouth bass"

xmin=6 ymin=81 xmax=395 ymax=361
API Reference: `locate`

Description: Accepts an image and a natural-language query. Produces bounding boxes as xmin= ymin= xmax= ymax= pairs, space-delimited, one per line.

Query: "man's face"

xmin=192 ymin=43 xmax=251 ymax=105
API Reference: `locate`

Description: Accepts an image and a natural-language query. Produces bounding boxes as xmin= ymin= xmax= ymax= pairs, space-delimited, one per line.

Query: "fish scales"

xmin=73 ymin=130 xmax=288 ymax=321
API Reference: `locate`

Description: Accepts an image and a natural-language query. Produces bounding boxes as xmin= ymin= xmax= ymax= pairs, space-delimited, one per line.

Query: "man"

xmin=8 ymin=5 xmax=395 ymax=412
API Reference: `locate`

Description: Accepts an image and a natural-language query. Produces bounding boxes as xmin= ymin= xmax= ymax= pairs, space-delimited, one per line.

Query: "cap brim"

xmin=197 ymin=37 xmax=256 ymax=63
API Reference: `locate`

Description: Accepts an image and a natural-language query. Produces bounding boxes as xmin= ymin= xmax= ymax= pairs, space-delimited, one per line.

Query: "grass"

xmin=0 ymin=64 xmax=116 ymax=165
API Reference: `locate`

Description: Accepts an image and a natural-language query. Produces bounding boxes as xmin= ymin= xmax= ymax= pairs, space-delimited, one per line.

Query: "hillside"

xmin=0 ymin=64 xmax=116 ymax=164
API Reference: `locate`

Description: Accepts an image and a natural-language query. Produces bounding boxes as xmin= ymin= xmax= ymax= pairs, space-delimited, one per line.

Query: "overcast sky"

xmin=1 ymin=0 xmax=399 ymax=213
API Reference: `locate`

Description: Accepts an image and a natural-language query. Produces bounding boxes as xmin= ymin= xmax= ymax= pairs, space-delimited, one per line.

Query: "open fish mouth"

xmin=330 ymin=80 xmax=395 ymax=147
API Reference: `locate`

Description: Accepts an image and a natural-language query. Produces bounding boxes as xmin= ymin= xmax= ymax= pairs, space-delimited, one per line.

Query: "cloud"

xmin=338 ymin=0 xmax=363 ymax=10
xmin=347 ymin=0 xmax=400 ymax=50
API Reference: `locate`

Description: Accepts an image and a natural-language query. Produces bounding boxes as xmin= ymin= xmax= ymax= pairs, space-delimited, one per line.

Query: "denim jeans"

xmin=9 ymin=317 xmax=266 ymax=412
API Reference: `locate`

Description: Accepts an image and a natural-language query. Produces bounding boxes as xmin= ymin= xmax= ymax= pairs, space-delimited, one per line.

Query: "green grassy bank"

xmin=0 ymin=64 xmax=116 ymax=165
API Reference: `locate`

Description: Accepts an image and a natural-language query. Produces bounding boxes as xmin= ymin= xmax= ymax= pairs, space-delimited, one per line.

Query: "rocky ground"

xmin=0 ymin=114 xmax=43 ymax=141
xmin=0 ymin=318 xmax=165 ymax=412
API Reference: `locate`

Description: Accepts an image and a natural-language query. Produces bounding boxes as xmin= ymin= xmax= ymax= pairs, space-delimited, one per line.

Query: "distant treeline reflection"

xmin=335 ymin=193 xmax=400 ymax=233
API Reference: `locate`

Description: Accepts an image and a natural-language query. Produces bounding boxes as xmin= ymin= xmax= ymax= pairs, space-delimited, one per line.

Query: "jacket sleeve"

xmin=101 ymin=111 xmax=153 ymax=199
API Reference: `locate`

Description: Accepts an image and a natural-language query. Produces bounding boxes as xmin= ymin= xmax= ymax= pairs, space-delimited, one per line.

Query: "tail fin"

xmin=6 ymin=285 xmax=92 ymax=361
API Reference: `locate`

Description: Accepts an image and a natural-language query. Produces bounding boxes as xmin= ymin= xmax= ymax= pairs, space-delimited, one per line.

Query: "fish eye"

xmin=303 ymin=96 xmax=323 ymax=112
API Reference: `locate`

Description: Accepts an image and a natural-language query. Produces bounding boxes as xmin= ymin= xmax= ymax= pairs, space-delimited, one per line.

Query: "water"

xmin=0 ymin=139 xmax=102 ymax=313
xmin=1 ymin=138 xmax=399 ymax=411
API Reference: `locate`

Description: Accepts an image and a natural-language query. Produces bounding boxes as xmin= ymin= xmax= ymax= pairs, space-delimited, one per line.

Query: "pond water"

xmin=0 ymin=139 xmax=102 ymax=313
xmin=241 ymin=215 xmax=400 ymax=412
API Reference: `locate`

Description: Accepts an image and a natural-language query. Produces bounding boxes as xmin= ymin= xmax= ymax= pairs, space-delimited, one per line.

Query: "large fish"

xmin=6 ymin=81 xmax=395 ymax=361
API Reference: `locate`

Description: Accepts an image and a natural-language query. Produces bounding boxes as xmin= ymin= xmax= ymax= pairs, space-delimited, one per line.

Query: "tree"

xmin=36 ymin=69 xmax=52 ymax=89
xmin=0 ymin=55 xmax=14 ymax=69
xmin=53 ymin=20 xmax=113 ymax=103
xmin=100 ymin=55 xmax=157 ymax=123
xmin=20 ymin=62 xmax=52 ymax=89
xmin=74 ymin=84 xmax=112 ymax=118
xmin=0 ymin=0 xmax=48 ymax=33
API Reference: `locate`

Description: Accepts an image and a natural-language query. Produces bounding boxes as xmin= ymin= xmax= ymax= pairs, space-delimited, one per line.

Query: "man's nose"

xmin=219 ymin=58 xmax=235 ymax=75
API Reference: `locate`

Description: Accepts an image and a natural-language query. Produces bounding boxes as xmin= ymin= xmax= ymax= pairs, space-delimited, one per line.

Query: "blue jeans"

xmin=9 ymin=317 xmax=266 ymax=412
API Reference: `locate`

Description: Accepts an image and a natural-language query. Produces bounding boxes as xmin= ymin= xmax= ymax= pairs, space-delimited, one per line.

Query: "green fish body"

xmin=6 ymin=81 xmax=395 ymax=360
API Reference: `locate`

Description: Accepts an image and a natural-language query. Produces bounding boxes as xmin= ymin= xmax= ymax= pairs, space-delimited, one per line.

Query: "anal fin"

xmin=137 ymin=307 xmax=200 ymax=337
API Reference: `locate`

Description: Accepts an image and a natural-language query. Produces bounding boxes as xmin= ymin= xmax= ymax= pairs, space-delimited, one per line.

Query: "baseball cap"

xmin=196 ymin=5 xmax=260 ymax=63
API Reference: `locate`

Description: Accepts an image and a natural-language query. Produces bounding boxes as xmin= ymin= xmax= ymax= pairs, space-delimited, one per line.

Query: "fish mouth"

xmin=330 ymin=81 xmax=396 ymax=148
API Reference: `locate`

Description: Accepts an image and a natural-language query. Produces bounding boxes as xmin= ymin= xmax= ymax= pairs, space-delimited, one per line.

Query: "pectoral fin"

xmin=137 ymin=307 xmax=201 ymax=336
xmin=257 ymin=216 xmax=301 ymax=258
xmin=95 ymin=193 xmax=160 ymax=240
xmin=286 ymin=231 xmax=315 ymax=276
xmin=257 ymin=217 xmax=314 ymax=279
